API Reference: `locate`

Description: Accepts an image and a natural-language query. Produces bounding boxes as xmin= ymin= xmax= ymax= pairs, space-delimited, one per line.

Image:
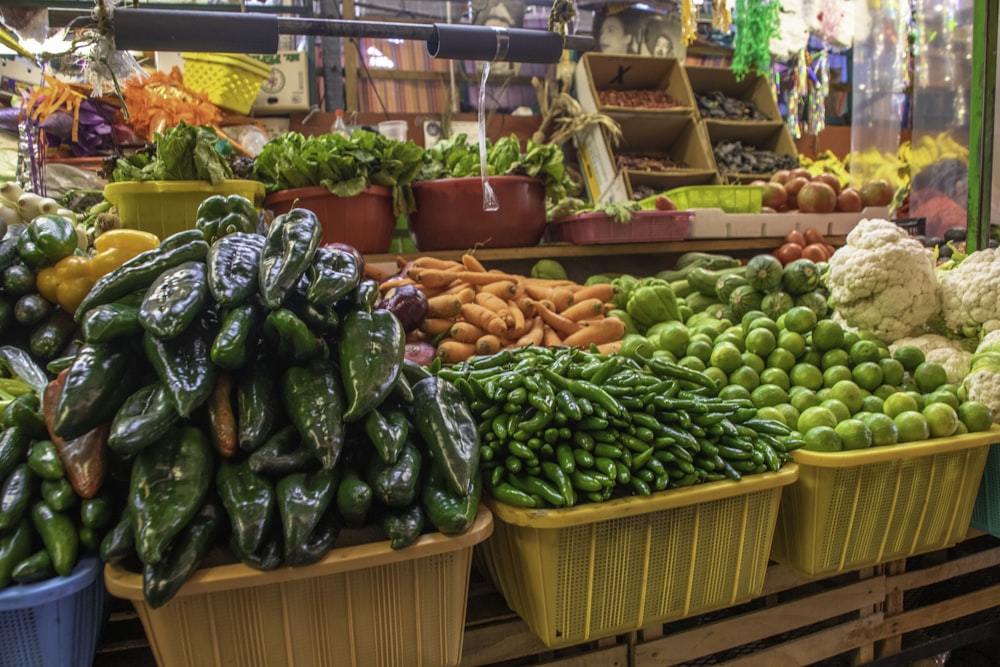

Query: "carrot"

xmin=515 ymin=317 xmax=545 ymax=347
xmin=460 ymin=303 xmax=508 ymax=337
xmin=461 ymin=254 xmax=487 ymax=272
xmin=506 ymin=299 xmax=526 ymax=336
xmin=456 ymin=287 xmax=477 ymax=304
xmin=379 ymin=276 xmax=416 ymax=291
xmin=571 ymin=283 xmax=616 ymax=303
xmin=474 ymin=291 xmax=512 ymax=316
xmin=411 ymin=256 xmax=461 ymax=270
xmin=542 ymin=324 xmax=563 ymax=347
xmin=514 ymin=296 xmax=536 ymax=317
xmin=408 ymin=268 xmax=459 ymax=289
xmin=419 ymin=318 xmax=454 ymax=336
xmin=596 ymin=340 xmax=624 ymax=354
xmin=450 ymin=321 xmax=486 ymax=343
xmin=364 ymin=263 xmax=393 ymax=282
xmin=479 ymin=280 xmax=519 ymax=299
xmin=521 ymin=277 xmax=576 ymax=287
xmin=437 ymin=340 xmax=477 ymax=365
xmin=426 ymin=293 xmax=464 ymax=319
xmin=561 ymin=317 xmax=626 ymax=348
xmin=455 ymin=271 xmax=519 ymax=286
xmin=559 ymin=298 xmax=607 ymax=322
xmin=476 ymin=334 xmax=503 ymax=356
xmin=524 ymin=284 xmax=574 ymax=312
xmin=534 ymin=301 xmax=581 ymax=337
xmin=441 ymin=282 xmax=471 ymax=295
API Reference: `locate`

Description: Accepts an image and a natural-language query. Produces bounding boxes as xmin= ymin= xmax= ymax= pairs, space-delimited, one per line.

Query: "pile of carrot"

xmin=368 ymin=254 xmax=626 ymax=364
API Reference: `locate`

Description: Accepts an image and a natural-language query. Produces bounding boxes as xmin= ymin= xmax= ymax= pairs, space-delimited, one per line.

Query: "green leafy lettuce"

xmin=111 ymin=121 xmax=234 ymax=185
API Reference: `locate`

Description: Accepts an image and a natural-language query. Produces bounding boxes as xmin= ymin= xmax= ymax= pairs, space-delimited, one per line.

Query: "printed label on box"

xmin=574 ymin=124 xmax=628 ymax=204
xmin=251 ymin=52 xmax=310 ymax=114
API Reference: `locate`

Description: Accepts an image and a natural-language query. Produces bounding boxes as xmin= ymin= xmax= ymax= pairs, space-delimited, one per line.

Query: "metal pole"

xmin=318 ymin=0 xmax=345 ymax=112
xmin=968 ymin=0 xmax=998 ymax=251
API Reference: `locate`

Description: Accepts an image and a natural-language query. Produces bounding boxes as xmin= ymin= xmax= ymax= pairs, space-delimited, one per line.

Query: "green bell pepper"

xmin=336 ymin=467 xmax=373 ymax=529
xmin=206 ymin=232 xmax=265 ymax=307
xmin=283 ymin=360 xmax=346 ymax=470
xmin=307 ymin=247 xmax=361 ymax=308
xmin=276 ymin=467 xmax=340 ymax=567
xmin=339 ymin=309 xmax=404 ymax=422
xmin=144 ymin=313 xmax=219 ymax=419
xmin=138 ymin=260 xmax=209 ymax=339
xmin=16 ymin=214 xmax=78 ymax=269
xmin=216 ymin=459 xmax=277 ymax=563
xmin=259 ymin=208 xmax=322 ymax=309
xmin=41 ymin=477 xmax=76 ymax=512
xmin=26 ymin=439 xmax=63 ymax=480
xmin=364 ymin=407 xmax=408 ymax=465
xmin=378 ymin=503 xmax=424 ymax=550
xmin=237 ymin=360 xmax=278 ymax=453
xmin=81 ymin=303 xmax=142 ymax=344
xmin=412 ymin=377 xmax=481 ymax=496
xmin=143 ymin=497 xmax=224 ymax=609
xmin=264 ymin=308 xmax=327 ymax=365
xmin=53 ymin=341 xmax=138 ymax=440
xmin=0 ymin=464 xmax=36 ymax=531
xmin=2 ymin=393 xmax=47 ymax=440
xmin=99 ymin=508 xmax=135 ymax=564
xmin=211 ymin=304 xmax=259 ymax=371
xmin=247 ymin=425 xmax=313 ymax=477
xmin=626 ymin=279 xmax=682 ymax=328
xmin=422 ymin=463 xmax=480 ymax=536
xmin=367 ymin=440 xmax=422 ymax=509
xmin=194 ymin=194 xmax=258 ymax=244
xmin=108 ymin=382 xmax=178 ymax=457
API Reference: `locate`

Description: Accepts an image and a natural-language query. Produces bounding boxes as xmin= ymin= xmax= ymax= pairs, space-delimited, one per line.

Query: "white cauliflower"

xmin=938 ymin=247 xmax=1000 ymax=339
xmin=961 ymin=331 xmax=1000 ymax=423
xmin=889 ymin=334 xmax=973 ymax=384
xmin=826 ymin=218 xmax=941 ymax=343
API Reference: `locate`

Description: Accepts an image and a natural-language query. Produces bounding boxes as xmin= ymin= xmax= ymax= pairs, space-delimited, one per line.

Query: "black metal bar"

xmin=860 ymin=614 xmax=1000 ymax=667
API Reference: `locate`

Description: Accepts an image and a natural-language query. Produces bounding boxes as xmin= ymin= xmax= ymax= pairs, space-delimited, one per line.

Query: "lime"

xmin=955 ymin=421 xmax=970 ymax=435
xmin=836 ymin=419 xmax=873 ymax=450
xmin=816 ymin=387 xmax=832 ymax=402
xmin=904 ymin=390 xmax=926 ymax=412
xmin=784 ymin=306 xmax=818 ymax=334
xmin=893 ymin=345 xmax=926 ymax=372
xmin=878 ymin=358 xmax=906 ymax=387
xmin=741 ymin=352 xmax=766 ymax=375
xmin=922 ymin=402 xmax=959 ymax=438
xmin=790 ymin=362 xmax=825 ymax=391
xmin=767 ymin=348 xmax=797 ymax=373
xmin=849 ymin=340 xmax=882 ymax=365
xmin=939 ymin=383 xmax=961 ymax=397
xmin=861 ymin=395 xmax=885 ymax=414
xmin=690 ymin=323 xmax=721 ymax=342
xmin=821 ymin=398 xmax=851 ymax=423
xmin=811 ymin=320 xmax=845 ymax=352
xmin=756 ymin=406 xmax=787 ymax=424
xmin=729 ymin=366 xmax=761 ymax=391
xmin=798 ymin=405 xmax=839 ymax=432
xmin=690 ymin=332 xmax=714 ymax=345
xmin=823 ymin=365 xmax=854 ymax=388
xmin=874 ymin=384 xmax=898 ymax=400
xmin=859 ymin=412 xmax=899 ymax=446
xmin=678 ymin=355 xmax=707 ymax=372
xmin=851 ymin=361 xmax=884 ymax=392
xmin=821 ymin=348 xmax=851 ymax=370
xmin=894 ymin=410 xmax=930 ymax=442
xmin=745 ymin=327 xmax=777 ymax=357
xmin=776 ymin=403 xmax=801 ymax=429
xmin=655 ymin=322 xmax=690 ymax=357
xmin=747 ymin=317 xmax=780 ymax=339
xmin=710 ymin=342 xmax=743 ymax=374
xmin=741 ymin=310 xmax=769 ymax=334
xmin=752 ymin=383 xmax=790 ymax=409
xmin=829 ymin=380 xmax=865 ymax=414
xmin=760 ymin=367 xmax=791 ymax=391
xmin=801 ymin=349 xmax=823 ymax=368
xmin=914 ymin=362 xmax=949 ymax=394
xmin=719 ymin=383 xmax=753 ymax=401
xmin=842 ymin=331 xmax=861 ymax=351
xmin=703 ymin=366 xmax=729 ymax=389
xmin=883 ymin=392 xmax=919 ymax=418
xmin=686 ymin=339 xmax=713 ymax=364
xmin=716 ymin=333 xmax=746 ymax=353
xmin=778 ymin=331 xmax=807 ymax=359
xmin=925 ymin=390 xmax=960 ymax=411
xmin=958 ymin=401 xmax=994 ymax=433
xmin=790 ymin=388 xmax=822 ymax=413
xmin=802 ymin=425 xmax=843 ymax=452
xmin=652 ymin=350 xmax=678 ymax=363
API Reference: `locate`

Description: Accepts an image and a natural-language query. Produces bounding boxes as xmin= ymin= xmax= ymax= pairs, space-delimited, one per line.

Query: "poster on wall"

xmin=592 ymin=4 xmax=686 ymax=60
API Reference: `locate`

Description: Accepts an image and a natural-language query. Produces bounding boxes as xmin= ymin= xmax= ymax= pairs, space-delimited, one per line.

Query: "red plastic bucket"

xmin=264 ymin=185 xmax=396 ymax=254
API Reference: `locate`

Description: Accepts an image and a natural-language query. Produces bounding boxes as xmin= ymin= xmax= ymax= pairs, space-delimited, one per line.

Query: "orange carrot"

xmin=559 ymin=298 xmax=607 ymax=322
xmin=411 ymin=256 xmax=461 ymax=270
xmin=379 ymin=276 xmax=416 ymax=291
xmin=441 ymin=282 xmax=471 ymax=295
xmin=455 ymin=271 xmax=519 ymax=285
xmin=514 ymin=297 xmax=536 ymax=317
xmin=364 ymin=263 xmax=393 ymax=282
xmin=535 ymin=301 xmax=581 ymax=337
xmin=426 ymin=293 xmax=464 ymax=319
xmin=456 ymin=287 xmax=477 ymax=304
xmin=571 ymin=283 xmax=616 ymax=303
xmin=561 ymin=317 xmax=626 ymax=347
xmin=596 ymin=340 xmax=624 ymax=354
xmin=460 ymin=303 xmax=508 ymax=337
xmin=409 ymin=268 xmax=458 ymax=289
xmin=437 ymin=340 xmax=477 ymax=365
xmin=461 ymin=254 xmax=487 ymax=272
xmin=515 ymin=317 xmax=545 ymax=347
xmin=542 ymin=324 xmax=563 ymax=347
xmin=450 ymin=321 xmax=486 ymax=343
xmin=419 ymin=318 xmax=454 ymax=336
xmin=476 ymin=334 xmax=503 ymax=356
xmin=524 ymin=284 xmax=574 ymax=312
xmin=479 ymin=280 xmax=519 ymax=299
xmin=474 ymin=291 xmax=512 ymax=316
xmin=506 ymin=299 xmax=526 ymax=336
xmin=521 ymin=277 xmax=576 ymax=287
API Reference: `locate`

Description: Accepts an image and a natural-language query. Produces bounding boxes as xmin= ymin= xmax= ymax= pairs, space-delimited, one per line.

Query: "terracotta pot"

xmin=264 ymin=185 xmax=395 ymax=254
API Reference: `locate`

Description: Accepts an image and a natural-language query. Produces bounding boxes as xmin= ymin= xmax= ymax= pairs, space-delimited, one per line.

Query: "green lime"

xmin=790 ymin=362 xmax=825 ymax=391
xmin=836 ymin=419 xmax=873 ymax=450
xmin=775 ymin=314 xmax=787 ymax=330
xmin=729 ymin=366 xmax=761 ymax=391
xmin=767 ymin=348 xmax=797 ymax=373
xmin=745 ymin=327 xmax=777 ymax=357
xmin=852 ymin=362 xmax=884 ymax=392
xmin=741 ymin=310 xmax=769 ymax=334
xmin=690 ymin=332 xmax=714 ymax=345
xmin=878 ymin=358 xmax=906 ymax=387
xmin=686 ymin=339 xmax=713 ymax=364
xmin=800 ymin=349 xmax=823 ymax=368
xmin=790 ymin=388 xmax=822 ymax=413
xmin=710 ymin=342 xmax=743 ymax=374
xmin=958 ymin=401 xmax=994 ymax=433
xmin=939 ymin=383 xmax=961 ymax=397
xmin=925 ymin=390 xmax=960 ymax=410
xmin=883 ymin=392 xmax=919 ymax=418
xmin=955 ymin=421 xmax=970 ymax=435
xmin=802 ymin=425 xmax=842 ymax=451
xmin=829 ymin=380 xmax=865 ymax=414
xmin=861 ymin=395 xmax=885 ymax=414
xmin=756 ymin=406 xmax=787 ymax=424
xmin=741 ymin=352 xmax=766 ymax=375
xmin=719 ymin=384 xmax=753 ymax=402
xmin=821 ymin=398 xmax=851 ymax=423
xmin=778 ymin=331 xmax=807 ymax=359
xmin=690 ymin=323 xmax=721 ymax=341
xmin=784 ymin=306 xmax=818 ymax=334
xmin=893 ymin=345 xmax=926 ymax=372
xmin=894 ymin=410 xmax=930 ymax=442
xmin=655 ymin=321 xmax=690 ymax=357
xmin=747 ymin=317 xmax=780 ymax=339
xmin=703 ymin=366 xmax=729 ymax=389
xmin=842 ymin=331 xmax=861 ymax=351
xmin=752 ymin=383 xmax=790 ymax=409
xmin=759 ymin=367 xmax=791 ymax=391
xmin=652 ymin=350 xmax=678 ymax=363
xmin=849 ymin=340 xmax=882 ymax=365
xmin=811 ymin=320 xmax=845 ymax=352
xmin=716 ymin=333 xmax=746 ymax=353
xmin=914 ymin=362 xmax=949 ymax=394
xmin=816 ymin=387 xmax=832 ymax=402
xmin=776 ymin=403 xmax=801 ymax=429
xmin=905 ymin=390 xmax=926 ymax=412
xmin=859 ymin=412 xmax=899 ymax=447
xmin=875 ymin=384 xmax=898 ymax=400
xmin=678 ymin=355 xmax=707 ymax=372
xmin=821 ymin=348 xmax=850 ymax=370
xmin=798 ymin=405 xmax=839 ymax=432
xmin=922 ymin=402 xmax=959 ymax=438
xmin=823 ymin=365 xmax=853 ymax=388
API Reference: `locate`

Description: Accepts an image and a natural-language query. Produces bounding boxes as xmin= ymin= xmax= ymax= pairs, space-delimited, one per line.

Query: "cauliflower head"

xmin=938 ymin=248 xmax=1000 ymax=339
xmin=890 ymin=333 xmax=972 ymax=384
xmin=959 ymin=331 xmax=1000 ymax=423
xmin=826 ymin=218 xmax=941 ymax=343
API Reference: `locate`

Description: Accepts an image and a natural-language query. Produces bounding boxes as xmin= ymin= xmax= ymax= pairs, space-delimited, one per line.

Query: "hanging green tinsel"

xmin=731 ymin=0 xmax=782 ymax=80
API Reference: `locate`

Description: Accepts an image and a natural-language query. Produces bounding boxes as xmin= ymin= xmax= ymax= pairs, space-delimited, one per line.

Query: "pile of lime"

xmin=645 ymin=306 xmax=992 ymax=452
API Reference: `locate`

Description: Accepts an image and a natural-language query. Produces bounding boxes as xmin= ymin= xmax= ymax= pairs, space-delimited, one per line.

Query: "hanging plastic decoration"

xmin=680 ymin=0 xmax=698 ymax=46
xmin=808 ymin=47 xmax=829 ymax=136
xmin=732 ymin=0 xmax=782 ymax=80
xmin=786 ymin=48 xmax=809 ymax=139
xmin=769 ymin=0 xmax=810 ymax=62
xmin=81 ymin=0 xmax=147 ymax=106
xmin=805 ymin=0 xmax=855 ymax=49
xmin=712 ymin=0 xmax=733 ymax=33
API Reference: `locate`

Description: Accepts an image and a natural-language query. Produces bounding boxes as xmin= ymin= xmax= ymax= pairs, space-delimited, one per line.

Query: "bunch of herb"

xmin=253 ymin=130 xmax=425 ymax=217
xmin=110 ymin=121 xmax=234 ymax=185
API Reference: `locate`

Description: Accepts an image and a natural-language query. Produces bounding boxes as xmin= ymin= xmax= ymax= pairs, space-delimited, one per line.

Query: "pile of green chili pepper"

xmin=437 ymin=346 xmax=801 ymax=508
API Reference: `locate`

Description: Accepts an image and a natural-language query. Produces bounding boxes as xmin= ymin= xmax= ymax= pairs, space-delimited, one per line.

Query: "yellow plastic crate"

xmin=103 ymin=180 xmax=265 ymax=240
xmin=477 ymin=466 xmax=798 ymax=648
xmin=771 ymin=429 xmax=998 ymax=579
xmin=642 ymin=185 xmax=764 ymax=213
xmin=104 ymin=507 xmax=493 ymax=667
xmin=181 ymin=52 xmax=271 ymax=115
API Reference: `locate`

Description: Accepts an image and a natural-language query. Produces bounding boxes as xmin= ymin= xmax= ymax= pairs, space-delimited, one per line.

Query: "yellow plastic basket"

xmin=770 ymin=429 xmax=998 ymax=579
xmin=104 ymin=507 xmax=493 ymax=667
xmin=649 ymin=185 xmax=764 ymax=213
xmin=477 ymin=466 xmax=798 ymax=648
xmin=103 ymin=180 xmax=265 ymax=240
xmin=181 ymin=52 xmax=271 ymax=114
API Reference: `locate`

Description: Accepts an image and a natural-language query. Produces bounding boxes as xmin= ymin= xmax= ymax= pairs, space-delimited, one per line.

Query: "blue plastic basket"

xmin=0 ymin=556 xmax=108 ymax=667
xmin=971 ymin=444 xmax=1000 ymax=538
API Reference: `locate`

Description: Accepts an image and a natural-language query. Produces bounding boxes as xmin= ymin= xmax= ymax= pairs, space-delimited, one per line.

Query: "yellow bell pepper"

xmin=36 ymin=255 xmax=98 ymax=315
xmin=90 ymin=229 xmax=160 ymax=278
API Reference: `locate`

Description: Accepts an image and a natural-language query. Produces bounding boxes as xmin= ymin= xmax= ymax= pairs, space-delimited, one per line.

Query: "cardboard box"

xmin=250 ymin=51 xmax=311 ymax=114
xmin=573 ymin=123 xmax=630 ymax=204
xmin=703 ymin=120 xmax=798 ymax=181
xmin=574 ymin=53 xmax=695 ymax=117
xmin=686 ymin=66 xmax=781 ymax=122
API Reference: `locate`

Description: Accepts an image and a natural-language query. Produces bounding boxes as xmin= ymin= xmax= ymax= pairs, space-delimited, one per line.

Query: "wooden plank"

xmin=875 ymin=582 xmax=1000 ymax=639
xmin=460 ymin=617 xmax=551 ymax=667
xmin=876 ymin=559 xmax=907 ymax=658
xmin=759 ymin=563 xmax=825 ymax=596
xmin=633 ymin=578 xmax=884 ymax=667
xmin=887 ymin=546 xmax=1000 ymax=594
xmin=716 ymin=615 xmax=883 ymax=667
xmin=854 ymin=567 xmax=878 ymax=664
xmin=536 ymin=645 xmax=629 ymax=667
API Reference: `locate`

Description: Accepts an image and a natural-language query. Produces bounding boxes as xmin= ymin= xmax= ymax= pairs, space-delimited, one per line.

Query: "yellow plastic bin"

xmin=477 ymin=466 xmax=798 ymax=648
xmin=771 ymin=428 xmax=998 ymax=579
xmin=642 ymin=185 xmax=764 ymax=213
xmin=103 ymin=180 xmax=265 ymax=240
xmin=104 ymin=507 xmax=493 ymax=667
xmin=181 ymin=52 xmax=271 ymax=115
